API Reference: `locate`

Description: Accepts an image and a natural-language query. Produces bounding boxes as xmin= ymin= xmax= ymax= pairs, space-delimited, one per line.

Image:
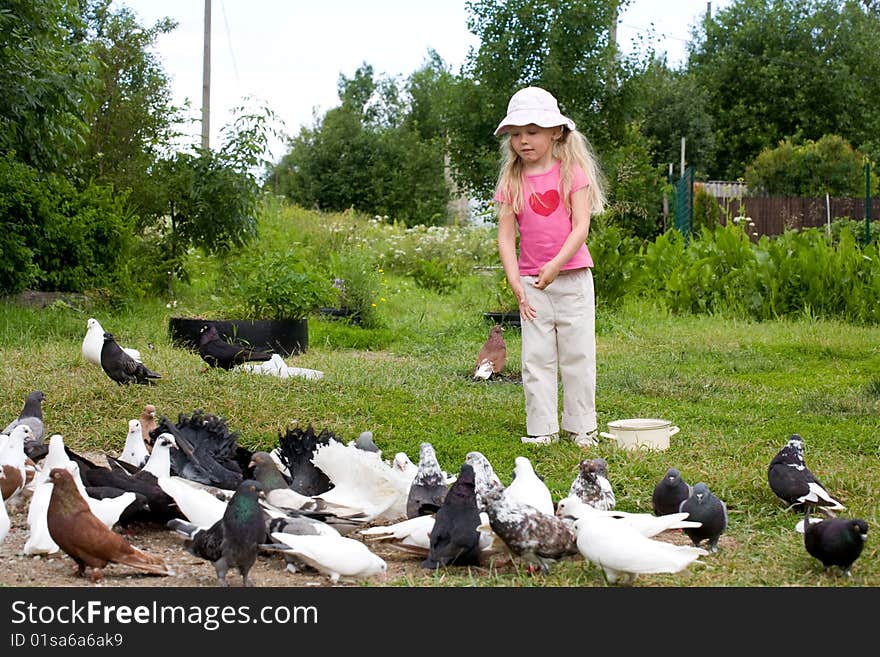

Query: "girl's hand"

xmin=514 ymin=286 xmax=537 ymax=321
xmin=533 ymin=261 xmax=561 ymax=289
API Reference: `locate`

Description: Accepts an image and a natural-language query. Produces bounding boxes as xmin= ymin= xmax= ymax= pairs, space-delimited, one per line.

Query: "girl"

xmin=493 ymin=86 xmax=606 ymax=447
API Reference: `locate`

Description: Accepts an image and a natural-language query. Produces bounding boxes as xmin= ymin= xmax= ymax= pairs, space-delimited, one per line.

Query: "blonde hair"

xmin=495 ymin=127 xmax=606 ymax=216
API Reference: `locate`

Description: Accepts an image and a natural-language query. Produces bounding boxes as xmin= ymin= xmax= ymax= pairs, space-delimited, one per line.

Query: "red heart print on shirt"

xmin=528 ymin=189 xmax=560 ymax=216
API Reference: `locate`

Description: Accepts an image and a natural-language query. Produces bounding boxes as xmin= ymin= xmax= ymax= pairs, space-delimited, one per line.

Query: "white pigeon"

xmin=391 ymin=452 xmax=418 ymax=483
xmin=140 ymin=432 xmax=177 ymax=478
xmin=118 ymin=419 xmax=149 ymax=468
xmin=573 ymin=514 xmax=708 ymax=585
xmin=157 ymin=476 xmax=229 ymax=528
xmin=555 ymin=495 xmax=702 ymax=537
xmin=0 ymin=424 xmax=31 ymax=505
xmin=504 ymin=456 xmax=555 ymax=516
xmin=81 ymin=317 xmax=141 ymax=365
xmin=267 ymin=532 xmax=387 ymax=583
xmin=0 ymin=497 xmax=8 ymax=545
xmin=237 ymin=353 xmax=324 ymax=380
xmin=311 ymin=439 xmax=412 ymax=522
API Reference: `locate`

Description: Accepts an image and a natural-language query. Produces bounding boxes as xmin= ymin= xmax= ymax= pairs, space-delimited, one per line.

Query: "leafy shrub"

xmin=409 ymin=259 xmax=461 ymax=294
xmin=326 ymin=252 xmax=383 ymax=329
xmin=588 ymin=221 xmax=644 ymax=305
xmin=0 ymin=154 xmax=135 ymax=296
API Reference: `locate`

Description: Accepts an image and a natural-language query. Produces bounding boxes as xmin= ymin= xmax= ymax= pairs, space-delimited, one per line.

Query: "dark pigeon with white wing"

xmin=100 ymin=333 xmax=161 ymax=386
xmin=767 ymin=434 xmax=845 ymax=516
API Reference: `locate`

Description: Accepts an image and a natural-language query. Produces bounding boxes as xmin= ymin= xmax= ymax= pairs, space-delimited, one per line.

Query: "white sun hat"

xmin=493 ymin=86 xmax=576 ymax=136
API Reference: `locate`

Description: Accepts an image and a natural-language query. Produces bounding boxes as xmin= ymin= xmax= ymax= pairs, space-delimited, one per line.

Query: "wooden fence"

xmin=710 ymin=196 xmax=879 ymax=237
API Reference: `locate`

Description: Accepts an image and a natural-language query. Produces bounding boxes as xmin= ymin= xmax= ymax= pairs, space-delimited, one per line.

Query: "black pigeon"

xmin=652 ymin=467 xmax=692 ymax=516
xmin=3 ymin=390 xmax=47 ymax=461
xmin=483 ymin=482 xmax=577 ymax=574
xmin=407 ymin=442 xmax=449 ymax=518
xmin=100 ymin=332 xmax=161 ymax=386
xmin=215 ymin=479 xmax=267 ymax=587
xmin=678 ymin=482 xmax=728 ymax=552
xmin=167 ymin=517 xmax=225 ymax=572
xmin=197 ymin=323 xmax=273 ymax=371
xmin=803 ymin=509 xmax=868 ymax=576
xmin=421 ymin=463 xmax=482 ymax=570
xmin=767 ymin=434 xmax=845 ymax=515
xmin=274 ymin=424 xmax=333 ymax=496
xmin=151 ymin=410 xmax=245 ymax=490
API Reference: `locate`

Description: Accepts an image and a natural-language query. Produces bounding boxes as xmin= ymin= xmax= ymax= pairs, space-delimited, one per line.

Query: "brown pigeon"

xmin=46 ymin=467 xmax=173 ymax=582
xmin=474 ymin=325 xmax=506 ymax=380
xmin=140 ymin=404 xmax=157 ymax=451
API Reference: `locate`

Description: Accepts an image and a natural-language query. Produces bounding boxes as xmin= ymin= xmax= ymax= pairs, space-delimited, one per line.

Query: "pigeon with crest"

xmin=406 ymin=442 xmax=449 ymax=518
xmin=568 ymin=458 xmax=616 ymax=511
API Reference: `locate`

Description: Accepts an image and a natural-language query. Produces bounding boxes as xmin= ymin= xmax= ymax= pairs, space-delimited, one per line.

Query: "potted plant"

xmin=481 ymin=266 xmax=521 ymax=327
xmin=169 ymin=250 xmax=333 ymax=355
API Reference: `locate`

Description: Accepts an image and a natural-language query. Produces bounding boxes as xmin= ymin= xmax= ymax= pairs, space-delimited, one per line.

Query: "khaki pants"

xmin=519 ymin=267 xmax=596 ymax=437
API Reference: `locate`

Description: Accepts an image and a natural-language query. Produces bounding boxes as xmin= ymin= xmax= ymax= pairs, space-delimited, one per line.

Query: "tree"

xmin=81 ymin=1 xmax=182 ymax=212
xmin=0 ymin=0 xmax=98 ymax=174
xmin=744 ymin=134 xmax=876 ymax=196
xmin=688 ymin=0 xmax=880 ymax=178
xmin=445 ymin=0 xmax=624 ymax=199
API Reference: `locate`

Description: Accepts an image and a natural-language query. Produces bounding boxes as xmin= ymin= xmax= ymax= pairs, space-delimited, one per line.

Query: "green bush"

xmin=326 ymin=252 xmax=383 ymax=329
xmin=0 ymin=154 xmax=135 ymax=296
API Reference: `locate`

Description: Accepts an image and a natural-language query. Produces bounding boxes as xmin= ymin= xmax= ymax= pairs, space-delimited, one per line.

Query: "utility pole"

xmin=201 ymin=0 xmax=211 ymax=150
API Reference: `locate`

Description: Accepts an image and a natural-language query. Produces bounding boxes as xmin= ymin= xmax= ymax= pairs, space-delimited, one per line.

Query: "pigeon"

xmin=360 ymin=514 xmax=435 ymax=554
xmin=46 ymin=467 xmax=172 ymax=581
xmin=464 ymin=451 xmax=503 ymax=512
xmin=249 ymin=451 xmax=367 ymax=533
xmin=153 ymin=409 xmax=245 ymax=490
xmin=482 ymin=483 xmax=577 ymax=573
xmin=678 ymin=482 xmax=728 ymax=552
xmin=0 ymin=424 xmax=31 ymax=504
xmin=0 ymin=496 xmax=9 ymax=545
xmin=3 ymin=390 xmax=47 ymax=461
xmin=573 ymin=514 xmax=708 ymax=585
xmin=262 ymin=532 xmax=387 ymax=584
xmin=237 ymin=353 xmax=324 ymax=380
xmin=421 ymin=463 xmax=483 ymax=569
xmin=214 ymin=479 xmax=267 ymax=587
xmin=406 ymin=442 xmax=449 ymax=518
xmin=474 ymin=324 xmax=506 ymax=380
xmin=354 ymin=430 xmax=381 ymax=454
xmin=117 ymin=419 xmax=149 ymax=469
xmin=568 ymin=458 xmax=616 ymax=511
xmin=197 ymin=323 xmax=273 ymax=371
xmin=802 ymin=509 xmax=868 ymax=576
xmin=652 ymin=467 xmax=692 ymax=516
xmin=391 ymin=452 xmax=419 ymax=482
xmin=504 ymin=456 xmax=554 ymax=516
xmin=767 ymin=434 xmax=845 ymax=515
xmin=555 ymin=495 xmax=702 ymax=537
xmin=100 ymin=332 xmax=161 ymax=386
xmin=140 ymin=404 xmax=157 ymax=450
xmin=157 ymin=475 xmax=230 ymax=528
xmin=311 ymin=439 xmax=412 ymax=522
xmin=82 ymin=318 xmax=141 ymax=365
xmin=167 ymin=517 xmax=225 ymax=575
xmin=273 ymin=425 xmax=333 ymax=496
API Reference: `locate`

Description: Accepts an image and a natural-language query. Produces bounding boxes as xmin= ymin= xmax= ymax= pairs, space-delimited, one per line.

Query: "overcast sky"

xmin=111 ymin=0 xmax=733 ymax=162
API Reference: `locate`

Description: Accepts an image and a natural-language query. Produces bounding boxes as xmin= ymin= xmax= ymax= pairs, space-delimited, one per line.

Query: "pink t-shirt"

xmin=493 ymin=160 xmax=593 ymax=275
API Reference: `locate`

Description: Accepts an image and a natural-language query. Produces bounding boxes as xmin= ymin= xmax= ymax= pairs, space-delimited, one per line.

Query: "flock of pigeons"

xmin=0 ymin=318 xmax=868 ymax=586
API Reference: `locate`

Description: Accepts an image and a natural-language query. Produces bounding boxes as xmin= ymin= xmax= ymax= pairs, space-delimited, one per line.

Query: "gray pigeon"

xmin=652 ymin=467 xmax=692 ymax=516
xmin=678 ymin=482 xmax=728 ymax=552
xmin=3 ymin=390 xmax=47 ymax=461
xmin=354 ymin=430 xmax=380 ymax=454
xmin=483 ymin=482 xmax=577 ymax=574
xmin=100 ymin=333 xmax=161 ymax=386
xmin=214 ymin=479 xmax=267 ymax=587
xmin=421 ymin=463 xmax=482 ymax=569
xmin=406 ymin=442 xmax=449 ymax=518
xmin=568 ymin=458 xmax=616 ymax=511
xmin=464 ymin=451 xmax=503 ymax=512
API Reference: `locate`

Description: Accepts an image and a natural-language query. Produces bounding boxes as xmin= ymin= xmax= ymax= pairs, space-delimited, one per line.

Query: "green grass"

xmin=2 ymin=211 xmax=879 ymax=587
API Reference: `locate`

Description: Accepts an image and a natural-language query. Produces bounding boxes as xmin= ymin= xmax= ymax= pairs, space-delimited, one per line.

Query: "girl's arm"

xmin=533 ymin=187 xmax=591 ymax=289
xmin=497 ymin=203 xmax=536 ymax=320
